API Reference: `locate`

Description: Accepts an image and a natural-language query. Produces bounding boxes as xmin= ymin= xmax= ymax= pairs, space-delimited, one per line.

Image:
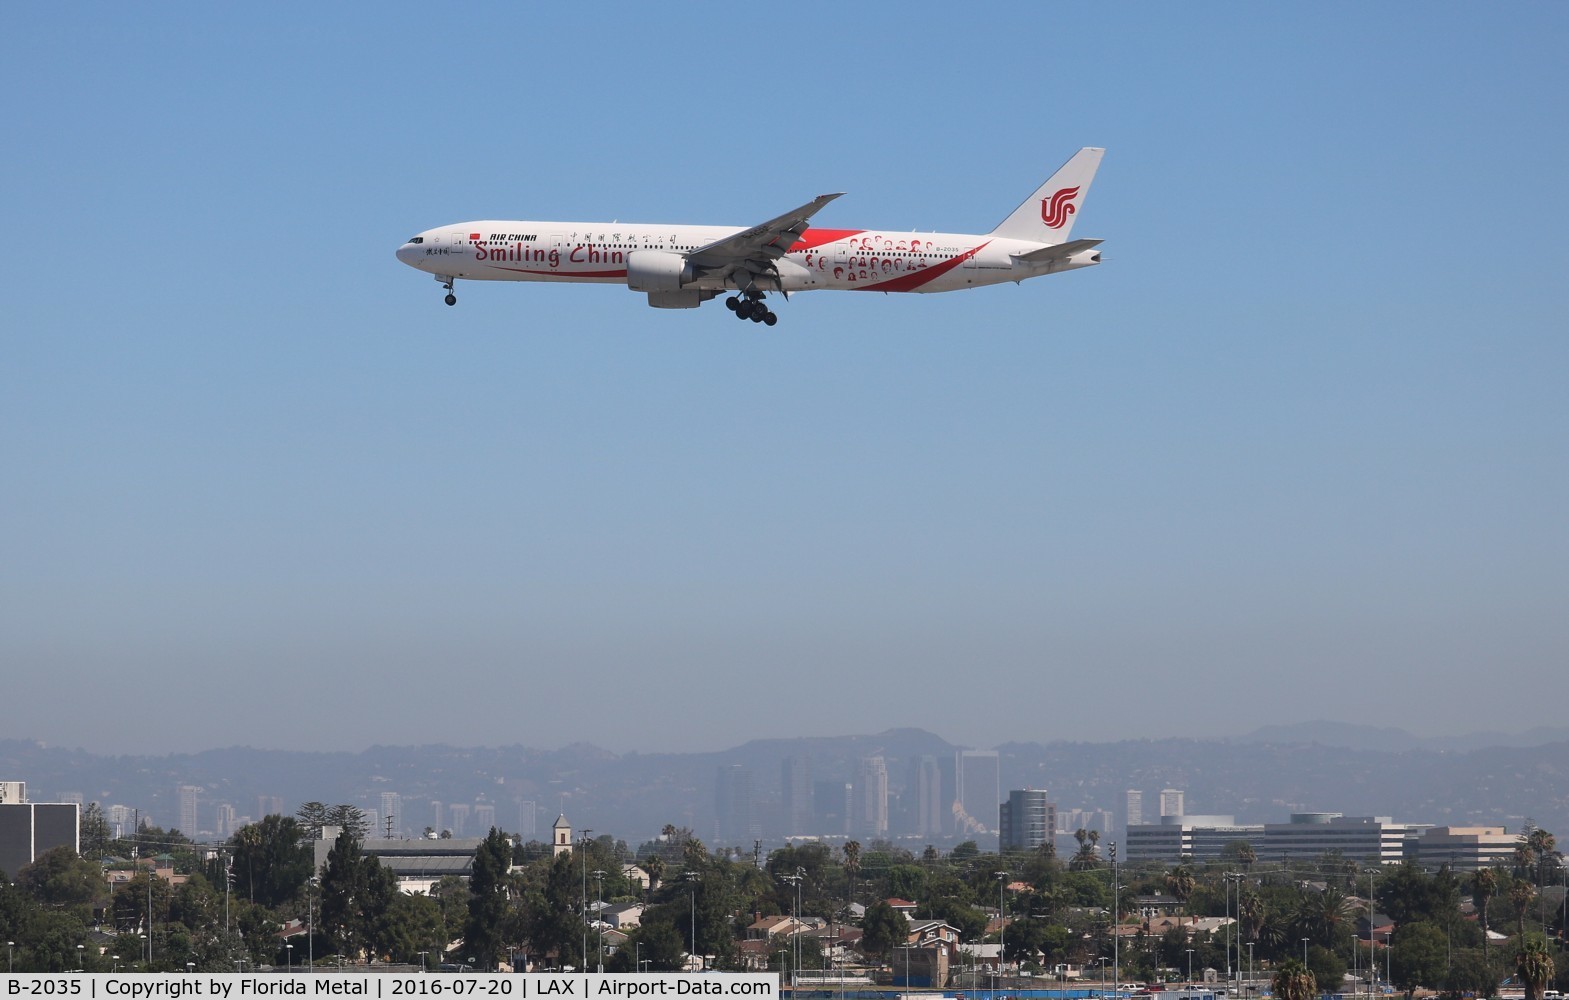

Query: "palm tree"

xmin=1507 ymin=877 xmax=1535 ymax=939
xmin=843 ymin=840 xmax=861 ymax=906
xmin=644 ymin=855 xmax=665 ymax=893
xmin=1272 ymin=958 xmax=1316 ymax=1000
xmin=1472 ymin=867 xmax=1497 ymax=964
xmin=1516 ymin=936 xmax=1555 ymax=1000
xmin=1165 ymin=866 xmax=1196 ymax=934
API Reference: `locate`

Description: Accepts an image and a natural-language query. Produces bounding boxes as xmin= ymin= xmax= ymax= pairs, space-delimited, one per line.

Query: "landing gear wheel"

xmin=750 ymin=309 xmax=767 ymax=323
xmin=444 ymin=293 xmax=457 ymax=306
xmin=735 ymin=300 xmax=754 ymax=319
xmin=725 ymin=296 xmax=740 ymax=311
xmin=763 ymin=311 xmax=778 ymax=327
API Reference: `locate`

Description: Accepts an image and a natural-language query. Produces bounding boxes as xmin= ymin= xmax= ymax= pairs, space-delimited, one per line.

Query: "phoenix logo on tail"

xmin=1041 ymin=186 xmax=1080 ymax=228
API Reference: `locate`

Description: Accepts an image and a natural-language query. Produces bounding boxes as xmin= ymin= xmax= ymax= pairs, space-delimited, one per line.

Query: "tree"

xmin=859 ymin=900 xmax=906 ymax=962
xmin=1471 ymin=867 xmax=1498 ymax=966
xmin=1165 ymin=866 xmax=1196 ymax=931
xmin=16 ymin=847 xmax=104 ymax=912
xmin=230 ymin=815 xmax=312 ymax=909
xmin=1518 ymin=935 xmax=1555 ymax=1000
xmin=1445 ymin=947 xmax=1499 ymax=1000
xmin=317 ymin=831 xmax=395 ymax=961
xmin=1508 ymin=877 xmax=1536 ymax=939
xmin=297 ymin=802 xmax=369 ymax=841
xmin=464 ymin=828 xmax=516 ymax=971
xmin=81 ymin=803 xmax=112 ymax=859
xmin=1272 ymin=958 xmax=1316 ymax=1000
xmin=1389 ymin=921 xmax=1448 ymax=998
xmin=843 ymin=841 xmax=862 ymax=904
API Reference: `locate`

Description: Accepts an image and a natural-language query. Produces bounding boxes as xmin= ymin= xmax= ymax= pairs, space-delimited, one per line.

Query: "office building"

xmin=716 ymin=764 xmax=757 ymax=844
xmin=1159 ymin=788 xmax=1185 ymax=819
xmin=1261 ymin=813 xmax=1420 ymax=865
xmin=0 ymin=794 xmax=79 ymax=880
xmin=781 ymin=756 xmax=814 ymax=837
xmin=1126 ymin=790 xmax=1144 ymax=828
xmin=852 ymin=757 xmax=889 ymax=838
xmin=1125 ymin=815 xmax=1263 ymax=862
xmin=1000 ymin=789 xmax=1056 ymax=853
xmin=955 ymin=750 xmax=1000 ymax=844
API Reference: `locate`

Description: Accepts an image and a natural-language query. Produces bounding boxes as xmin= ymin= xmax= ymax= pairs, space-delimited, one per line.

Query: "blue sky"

xmin=3 ymin=5 xmax=1565 ymax=754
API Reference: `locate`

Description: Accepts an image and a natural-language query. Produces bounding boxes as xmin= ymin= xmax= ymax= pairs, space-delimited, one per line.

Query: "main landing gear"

xmin=440 ymin=276 xmax=457 ymax=306
xmin=725 ymin=293 xmax=778 ymax=326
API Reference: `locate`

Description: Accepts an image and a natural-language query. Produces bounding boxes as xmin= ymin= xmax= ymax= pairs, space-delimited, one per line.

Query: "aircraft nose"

xmin=396 ymin=242 xmax=419 ymax=267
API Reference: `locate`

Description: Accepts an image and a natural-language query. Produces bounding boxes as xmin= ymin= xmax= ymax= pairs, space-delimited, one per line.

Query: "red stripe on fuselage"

xmin=852 ymin=241 xmax=990 ymax=292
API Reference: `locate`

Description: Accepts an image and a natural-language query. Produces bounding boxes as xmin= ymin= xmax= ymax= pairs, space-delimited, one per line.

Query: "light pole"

xmin=579 ymin=831 xmax=593 ymax=974
xmin=1111 ymin=842 xmax=1120 ymax=1000
xmin=781 ymin=871 xmax=803 ymax=987
xmin=113 ymin=956 xmax=121 ymax=973
xmin=76 ymin=944 xmax=84 ymax=971
xmin=592 ymin=870 xmax=606 ymax=973
xmin=308 ymin=874 xmax=318 ymax=970
xmin=418 ymin=951 xmax=428 ymax=973
xmin=287 ymin=942 xmax=294 ymax=972
xmin=995 ymin=871 xmax=1009 ymax=990
xmin=1302 ymin=937 xmax=1310 ymax=966
xmin=1186 ymin=948 xmax=1194 ymax=984
xmin=684 ymin=871 xmax=700 ymax=971
xmin=7 ymin=941 xmax=13 ymax=973
xmin=1246 ymin=942 xmax=1254 ymax=996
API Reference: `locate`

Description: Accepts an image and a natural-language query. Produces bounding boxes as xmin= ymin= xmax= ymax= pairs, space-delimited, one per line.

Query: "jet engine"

xmin=626 ymin=250 xmax=692 ymax=293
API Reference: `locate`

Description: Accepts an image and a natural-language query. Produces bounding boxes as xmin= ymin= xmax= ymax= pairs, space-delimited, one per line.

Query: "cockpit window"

xmin=407 ymin=236 xmax=424 ymax=244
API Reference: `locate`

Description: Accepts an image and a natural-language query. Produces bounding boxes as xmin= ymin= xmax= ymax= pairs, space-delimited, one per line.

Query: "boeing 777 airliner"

xmin=395 ymin=147 xmax=1104 ymax=325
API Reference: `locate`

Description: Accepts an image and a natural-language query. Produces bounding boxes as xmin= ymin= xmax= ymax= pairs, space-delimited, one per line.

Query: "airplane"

xmin=395 ymin=147 xmax=1104 ymax=325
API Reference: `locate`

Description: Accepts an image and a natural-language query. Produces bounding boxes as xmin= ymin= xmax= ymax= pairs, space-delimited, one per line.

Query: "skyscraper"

xmin=999 ymin=789 xmax=1056 ymax=852
xmin=1159 ymin=788 xmax=1185 ymax=819
xmin=955 ymin=750 xmax=1001 ymax=845
xmin=177 ymin=785 xmax=200 ymax=836
xmin=715 ymin=764 xmax=756 ymax=843
xmin=852 ymin=757 xmax=889 ymax=837
xmin=780 ymin=756 xmax=813 ymax=836
xmin=1126 ymin=790 xmax=1144 ymax=828
xmin=380 ymin=792 xmax=402 ymax=838
xmin=449 ymin=803 xmax=469 ymax=837
xmin=914 ymin=755 xmax=944 ymax=838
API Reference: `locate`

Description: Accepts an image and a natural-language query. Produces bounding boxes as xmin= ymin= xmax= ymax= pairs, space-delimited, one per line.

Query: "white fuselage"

xmin=395 ymin=221 xmax=1098 ymax=295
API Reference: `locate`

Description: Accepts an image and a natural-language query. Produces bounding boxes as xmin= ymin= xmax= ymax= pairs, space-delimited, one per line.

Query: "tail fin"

xmin=989 ymin=147 xmax=1104 ymax=243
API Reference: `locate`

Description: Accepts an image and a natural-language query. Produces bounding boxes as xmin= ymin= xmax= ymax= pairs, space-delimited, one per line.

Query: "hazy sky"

xmin=4 ymin=5 xmax=1565 ymax=756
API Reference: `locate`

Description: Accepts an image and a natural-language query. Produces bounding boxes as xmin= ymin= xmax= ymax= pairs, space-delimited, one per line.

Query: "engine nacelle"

xmin=646 ymin=290 xmax=703 ymax=309
xmin=626 ymin=250 xmax=692 ymax=293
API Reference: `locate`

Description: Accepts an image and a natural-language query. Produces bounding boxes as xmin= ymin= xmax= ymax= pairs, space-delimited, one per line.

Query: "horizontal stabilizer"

xmin=1012 ymin=238 xmax=1103 ymax=263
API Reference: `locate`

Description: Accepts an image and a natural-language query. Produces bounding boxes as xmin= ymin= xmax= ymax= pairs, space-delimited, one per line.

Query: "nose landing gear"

xmin=439 ymin=275 xmax=457 ymax=306
xmin=724 ymin=293 xmax=778 ymax=326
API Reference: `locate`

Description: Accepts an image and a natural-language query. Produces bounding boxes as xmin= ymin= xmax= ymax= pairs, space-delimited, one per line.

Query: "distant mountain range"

xmin=3 ymin=723 xmax=1566 ymax=852
xmin=1237 ymin=720 xmax=1569 ymax=754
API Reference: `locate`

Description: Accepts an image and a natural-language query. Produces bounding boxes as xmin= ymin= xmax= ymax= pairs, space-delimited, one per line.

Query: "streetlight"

xmin=781 ymin=869 xmax=804 ymax=986
xmin=417 ymin=951 xmax=428 ymax=973
xmin=579 ymin=831 xmax=593 ymax=974
xmin=1111 ymin=842 xmax=1120 ymax=1000
xmin=684 ymin=871 xmax=700 ymax=971
xmin=113 ymin=955 xmax=121 ymax=973
xmin=76 ymin=944 xmax=84 ymax=971
xmin=186 ymin=962 xmax=194 ymax=975
xmin=1246 ymin=942 xmax=1254 ymax=996
xmin=1186 ymin=948 xmax=1194 ymax=984
xmin=995 ymin=871 xmax=1009 ymax=990
xmin=7 ymin=941 xmax=13 ymax=973
xmin=1301 ymin=937 xmax=1310 ymax=965
xmin=308 ymin=874 xmax=319 ymax=970
xmin=287 ymin=942 xmax=294 ymax=973
xmin=592 ymin=870 xmax=606 ymax=973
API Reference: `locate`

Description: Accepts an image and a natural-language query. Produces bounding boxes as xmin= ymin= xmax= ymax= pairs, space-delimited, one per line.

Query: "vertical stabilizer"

xmin=989 ymin=147 xmax=1104 ymax=243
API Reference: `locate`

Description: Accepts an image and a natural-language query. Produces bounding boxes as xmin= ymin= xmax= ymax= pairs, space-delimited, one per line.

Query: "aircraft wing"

xmin=1012 ymin=238 xmax=1103 ymax=263
xmin=687 ymin=192 xmax=844 ymax=286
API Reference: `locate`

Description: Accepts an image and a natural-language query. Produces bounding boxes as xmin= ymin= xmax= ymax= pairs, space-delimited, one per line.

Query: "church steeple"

xmin=552 ymin=813 xmax=572 ymax=857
